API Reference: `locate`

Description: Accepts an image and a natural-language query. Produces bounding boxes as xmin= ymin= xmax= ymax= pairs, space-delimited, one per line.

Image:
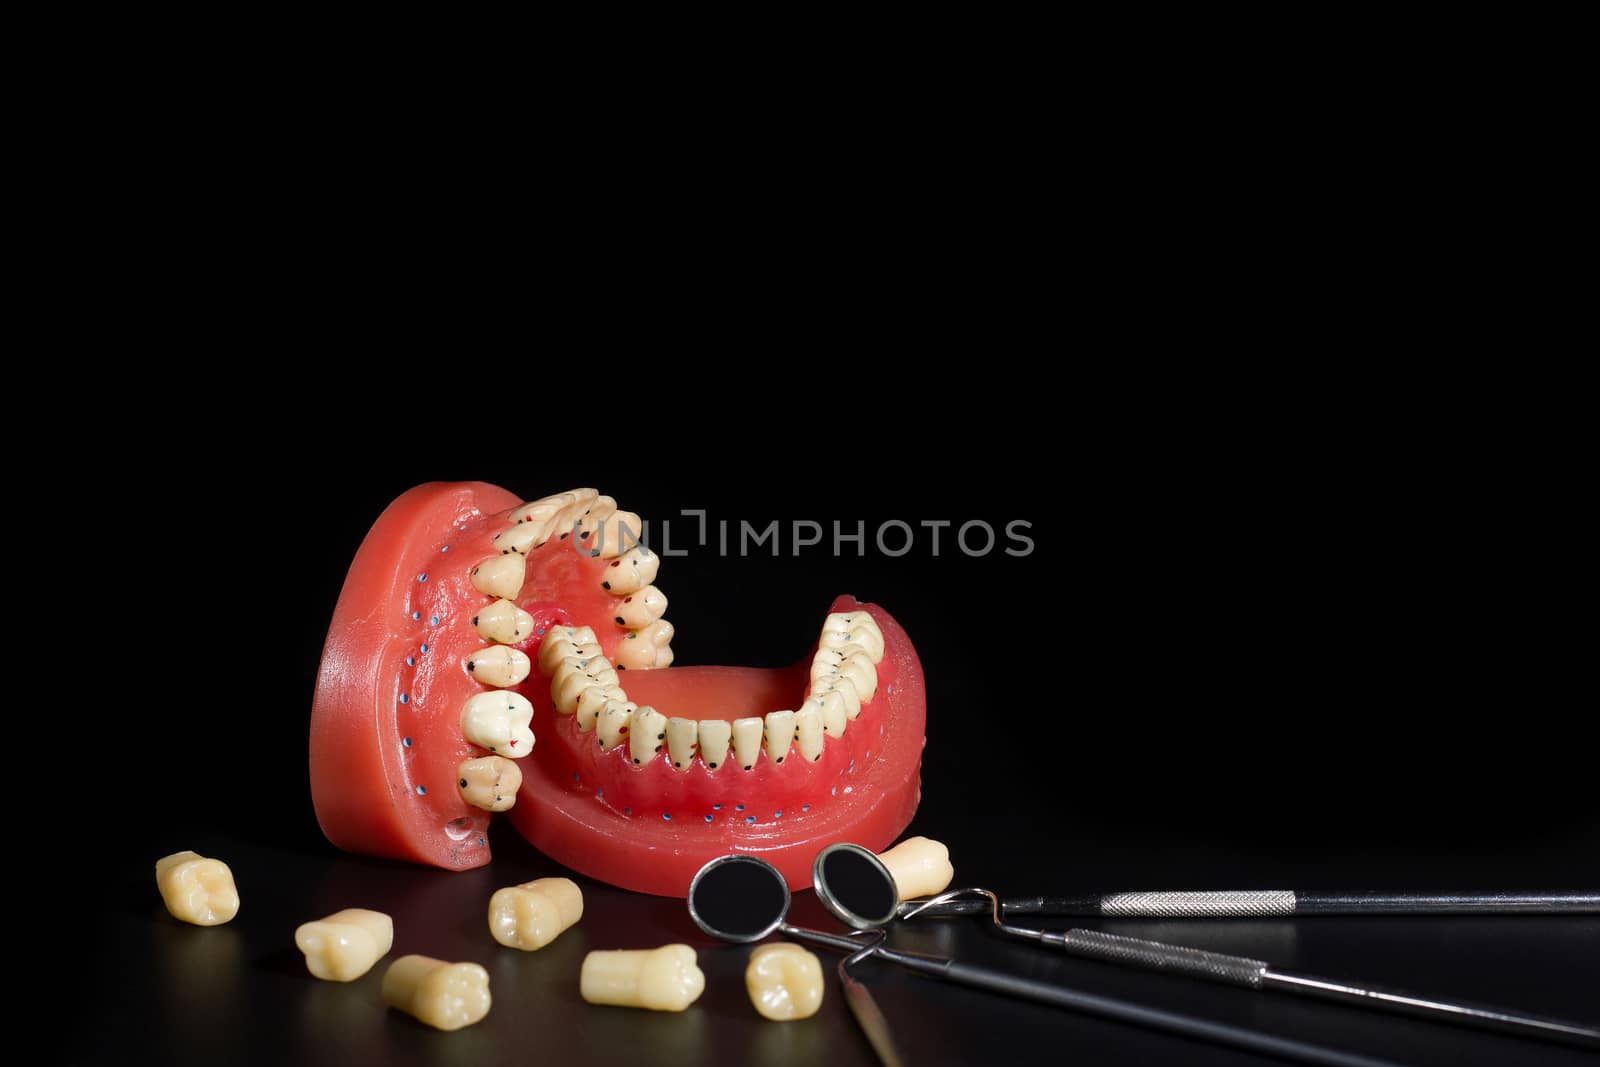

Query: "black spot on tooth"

xmin=615 ymin=617 xmax=625 ymax=625
xmin=459 ymin=778 xmax=467 ymax=788
xmin=657 ymin=732 xmax=664 ymax=739
xmin=775 ymin=757 xmax=784 ymax=763
xmin=467 ymin=662 xmax=476 ymax=672
xmin=602 ymin=582 xmax=611 ymax=590
xmin=708 ymin=762 xmax=718 ymax=769
xmin=655 ymin=744 xmax=662 ymax=753
xmin=472 ymin=616 xmax=479 ymax=625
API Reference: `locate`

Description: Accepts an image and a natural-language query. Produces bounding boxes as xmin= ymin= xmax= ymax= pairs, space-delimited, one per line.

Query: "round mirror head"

xmin=687 ymin=853 xmax=792 ymax=943
xmin=813 ymin=842 xmax=900 ymax=930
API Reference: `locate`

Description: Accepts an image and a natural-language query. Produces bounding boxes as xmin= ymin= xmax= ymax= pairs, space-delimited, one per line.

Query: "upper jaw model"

xmin=311 ymin=483 xmax=926 ymax=896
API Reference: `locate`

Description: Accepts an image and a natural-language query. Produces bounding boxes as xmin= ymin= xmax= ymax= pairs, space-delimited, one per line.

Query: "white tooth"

xmin=550 ymin=488 xmax=600 ymax=537
xmin=457 ymin=755 xmax=522 ymax=811
xmin=665 ymin=717 xmax=698 ymax=771
xmin=629 ymin=706 xmax=668 ymax=767
xmin=473 ymin=599 xmax=534 ymax=644
xmin=574 ymin=684 xmax=626 ymax=730
xmin=537 ymin=626 xmax=600 ymax=675
xmin=612 ymin=585 xmax=668 ymax=629
xmin=653 ymin=645 xmax=675 ymax=669
xmin=745 ymin=943 xmax=824 ymax=1021
xmin=596 ymin=701 xmax=635 ymax=750
xmin=571 ymin=497 xmax=618 ymax=554
xmin=794 ymin=705 xmax=823 ymax=762
xmin=811 ymin=647 xmax=876 ymax=703
xmin=469 ymin=554 xmax=526 ymax=600
xmin=580 ymin=945 xmax=705 ymax=1012
xmin=877 ymin=837 xmax=955 ymax=900
xmin=552 ymin=656 xmax=620 ymax=714
xmin=155 ymin=851 xmax=239 ymax=926
xmin=601 ymin=546 xmax=659 ymax=595
xmin=465 ymin=645 xmax=531 ymax=687
xmin=763 ymin=710 xmax=796 ymax=765
xmin=488 ymin=877 xmax=583 ymax=951
xmin=294 ymin=908 xmax=393 ymax=982
xmin=804 ymin=690 xmax=848 ymax=738
xmin=731 ymin=717 xmax=764 ymax=771
xmin=696 ymin=719 xmax=731 ymax=769
xmin=615 ymin=631 xmax=658 ymax=670
xmin=638 ymin=618 xmax=674 ymax=646
xmin=490 ymin=520 xmax=547 ymax=556
xmin=508 ymin=491 xmax=581 ymax=526
xmin=383 ymin=955 xmax=491 ymax=1031
xmin=814 ymin=675 xmax=862 ymax=721
xmin=822 ymin=612 xmax=885 ymax=663
xmin=594 ymin=510 xmax=644 ymax=559
xmin=460 ymin=691 xmax=535 ymax=757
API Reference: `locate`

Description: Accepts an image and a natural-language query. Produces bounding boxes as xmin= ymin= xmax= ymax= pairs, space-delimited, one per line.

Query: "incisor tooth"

xmin=795 ymin=705 xmax=823 ymax=762
xmin=653 ymin=645 xmax=675 ymax=668
xmin=474 ymin=599 xmax=534 ymax=644
xmin=553 ymin=655 xmax=620 ymax=713
xmin=665 ymin=717 xmax=698 ymax=770
xmin=745 ymin=943 xmax=824 ymax=1021
xmin=469 ymin=554 xmax=526 ymax=600
xmin=763 ymin=710 xmax=796 ymax=765
xmin=731 ymin=717 xmax=764 ymax=771
xmin=537 ymin=626 xmax=600 ymax=675
xmin=601 ymin=546 xmax=659 ymax=595
xmin=572 ymin=496 xmax=617 ymax=540
xmin=613 ymin=586 xmax=668 ymax=629
xmin=574 ymin=684 xmax=626 ymax=729
xmin=822 ymin=612 xmax=885 ymax=663
xmin=457 ymin=755 xmax=522 ymax=811
xmin=615 ymin=631 xmax=658 ymax=670
xmin=460 ymin=690 xmax=535 ymax=756
xmin=465 ymin=644 xmax=531 ymax=687
xmin=813 ymin=671 xmax=863 ymax=720
xmin=697 ymin=719 xmax=731 ymax=769
xmin=491 ymin=520 xmax=547 ymax=556
xmin=596 ymin=701 xmax=635 ymax=750
xmin=155 ymin=851 xmax=239 ymax=926
xmin=383 ymin=955 xmax=491 ymax=1031
xmin=294 ymin=908 xmax=393 ymax=981
xmin=508 ymin=491 xmax=578 ymax=526
xmin=877 ymin=837 xmax=954 ymax=900
xmin=629 ymin=706 xmax=668 ymax=766
xmin=580 ymin=945 xmax=705 ymax=1012
xmin=488 ymin=877 xmax=583 ymax=951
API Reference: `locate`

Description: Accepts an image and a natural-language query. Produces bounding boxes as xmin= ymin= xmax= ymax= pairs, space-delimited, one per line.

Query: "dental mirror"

xmin=813 ymin=843 xmax=899 ymax=930
xmin=687 ymin=854 xmax=792 ymax=942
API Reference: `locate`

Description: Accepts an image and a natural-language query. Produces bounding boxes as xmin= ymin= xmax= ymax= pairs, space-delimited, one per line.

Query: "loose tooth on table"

xmin=665 ymin=717 xmax=698 ymax=770
xmin=795 ymin=705 xmax=824 ymax=762
xmin=629 ymin=706 xmax=668 ymax=766
xmin=763 ymin=710 xmax=796 ymax=765
xmin=383 ymin=955 xmax=491 ymax=1031
xmin=601 ymin=546 xmax=659 ymax=595
xmin=697 ymin=719 xmax=731 ymax=769
xmin=473 ymin=599 xmax=535 ymax=644
xmin=466 ymin=644 xmax=531 ymax=687
xmin=876 ymin=837 xmax=955 ymax=900
xmin=613 ymin=586 xmax=668 ymax=629
xmin=580 ymin=945 xmax=705 ymax=1011
xmin=594 ymin=510 xmax=644 ymax=559
xmin=746 ymin=943 xmax=824 ymax=1021
xmin=731 ymin=717 xmax=764 ymax=771
xmin=488 ymin=877 xmax=583 ymax=951
xmin=553 ymin=655 xmax=620 ymax=713
xmin=295 ymin=908 xmax=393 ymax=981
xmin=470 ymin=554 xmax=526 ymax=600
xmin=457 ymin=755 xmax=522 ymax=811
xmin=574 ymin=684 xmax=626 ymax=730
xmin=460 ymin=690 xmax=535 ymax=756
xmin=596 ymin=700 xmax=635 ymax=751
xmin=155 ymin=851 xmax=240 ymax=926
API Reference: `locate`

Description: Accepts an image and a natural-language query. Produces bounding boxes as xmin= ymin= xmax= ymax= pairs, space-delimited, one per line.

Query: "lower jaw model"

xmin=310 ymin=483 xmax=927 ymax=897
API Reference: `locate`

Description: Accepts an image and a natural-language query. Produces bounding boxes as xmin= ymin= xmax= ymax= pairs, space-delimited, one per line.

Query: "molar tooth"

xmin=745 ymin=943 xmax=824 ymax=1021
xmin=537 ymin=626 xmax=600 ymax=675
xmin=295 ymin=908 xmax=393 ymax=982
xmin=665 ymin=717 xmax=698 ymax=770
xmin=552 ymin=656 xmax=620 ymax=713
xmin=629 ymin=706 xmax=668 ymax=766
xmin=731 ymin=717 xmax=764 ymax=771
xmin=594 ymin=509 xmax=644 ymax=558
xmin=473 ymin=599 xmax=534 ymax=644
xmin=155 ymin=851 xmax=239 ymax=926
xmin=457 ymin=755 xmax=522 ymax=811
xmin=460 ymin=691 xmax=535 ymax=756
xmin=382 ymin=956 xmax=491 ymax=1031
xmin=877 ymin=837 xmax=955 ymax=900
xmin=574 ymin=684 xmax=626 ymax=730
xmin=696 ymin=720 xmax=731 ymax=769
xmin=811 ymin=647 xmax=876 ymax=703
xmin=612 ymin=586 xmax=668 ymax=629
xmin=639 ymin=618 xmax=674 ymax=646
xmin=763 ymin=710 xmax=796 ymax=765
xmin=653 ymin=645 xmax=675 ymax=669
xmin=615 ymin=631 xmax=658 ymax=670
xmin=465 ymin=645 xmax=531 ymax=687
xmin=488 ymin=877 xmax=583 ymax=951
xmin=601 ymin=545 xmax=659 ymax=595
xmin=580 ymin=945 xmax=705 ymax=1012
xmin=596 ymin=701 xmax=635 ymax=750
xmin=795 ymin=705 xmax=824 ymax=762
xmin=814 ymin=675 xmax=861 ymax=721
xmin=470 ymin=554 xmax=526 ymax=600
xmin=823 ymin=612 xmax=885 ymax=663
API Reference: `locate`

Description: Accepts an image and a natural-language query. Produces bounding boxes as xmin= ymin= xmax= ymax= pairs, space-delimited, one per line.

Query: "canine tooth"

xmin=629 ymin=706 xmax=668 ymax=766
xmin=460 ymin=691 xmax=535 ymax=756
xmin=488 ymin=877 xmax=583 ymax=951
xmin=580 ymin=945 xmax=704 ymax=1012
xmin=696 ymin=720 xmax=731 ymax=769
xmin=814 ymin=675 xmax=861 ymax=721
xmin=602 ymin=546 xmax=659 ymax=595
xmin=613 ymin=585 xmax=668 ymax=629
xmin=537 ymin=626 xmax=600 ymax=675
xmin=155 ymin=851 xmax=239 ymax=926
xmin=574 ymin=684 xmax=626 ymax=730
xmin=653 ymin=645 xmax=675 ymax=669
xmin=295 ymin=908 xmax=393 ymax=982
xmin=877 ymin=837 xmax=955 ymax=900
xmin=473 ymin=599 xmax=534 ymax=644
xmin=594 ymin=510 xmax=644 ymax=558
xmin=794 ymin=705 xmax=824 ymax=762
xmin=383 ymin=955 xmax=491 ymax=1031
xmin=731 ymin=717 xmax=763 ymax=770
xmin=822 ymin=612 xmax=885 ymax=663
xmin=596 ymin=701 xmax=635 ymax=750
xmin=615 ymin=632 xmax=658 ymax=670
xmin=665 ymin=717 xmax=698 ymax=770
xmin=553 ymin=656 xmax=620 ymax=713
xmin=745 ymin=943 xmax=824 ymax=1021
xmin=457 ymin=755 xmax=522 ymax=811
xmin=804 ymin=691 xmax=847 ymax=739
xmin=490 ymin=521 xmax=546 ymax=556
xmin=470 ymin=554 xmax=526 ymax=600
xmin=763 ymin=710 xmax=796 ymax=765
xmin=465 ymin=644 xmax=531 ymax=687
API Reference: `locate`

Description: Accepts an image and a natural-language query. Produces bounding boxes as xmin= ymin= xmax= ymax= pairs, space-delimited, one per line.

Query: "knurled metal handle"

xmin=1099 ymin=889 xmax=1297 ymax=917
xmin=1048 ymin=928 xmax=1270 ymax=988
